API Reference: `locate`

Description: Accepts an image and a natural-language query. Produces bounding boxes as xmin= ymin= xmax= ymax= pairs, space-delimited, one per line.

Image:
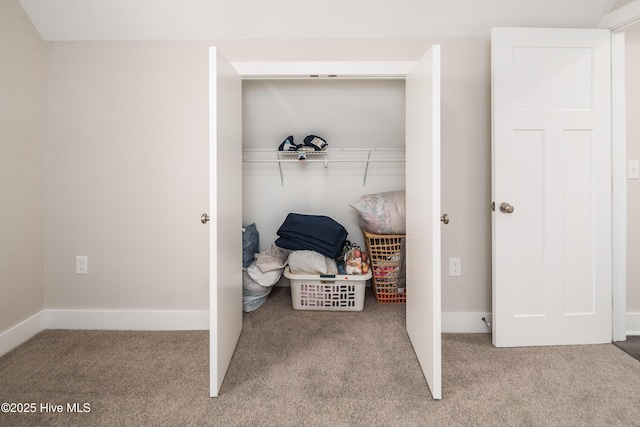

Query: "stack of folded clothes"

xmin=275 ymin=213 xmax=348 ymax=259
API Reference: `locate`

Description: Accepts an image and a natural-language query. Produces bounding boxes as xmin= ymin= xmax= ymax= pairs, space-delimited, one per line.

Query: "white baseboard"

xmin=442 ymin=312 xmax=492 ymax=333
xmin=443 ymin=312 xmax=640 ymax=336
xmin=0 ymin=309 xmax=208 ymax=357
xmin=0 ymin=312 xmax=46 ymax=357
xmin=3 ymin=309 xmax=637 ymax=356
xmin=626 ymin=312 xmax=640 ymax=336
xmin=0 ymin=309 xmax=493 ymax=356
xmin=45 ymin=309 xmax=209 ymax=330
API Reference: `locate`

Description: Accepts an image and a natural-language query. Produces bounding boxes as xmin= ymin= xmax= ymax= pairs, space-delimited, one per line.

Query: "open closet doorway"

xmin=599 ymin=1 xmax=640 ymax=342
xmin=611 ymin=24 xmax=640 ymax=358
xmin=208 ymin=48 xmax=443 ymax=399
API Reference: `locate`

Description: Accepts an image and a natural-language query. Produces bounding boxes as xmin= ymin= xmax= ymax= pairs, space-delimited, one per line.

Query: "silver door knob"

xmin=440 ymin=214 xmax=449 ymax=224
xmin=499 ymin=202 xmax=514 ymax=214
xmin=201 ymin=213 xmax=210 ymax=224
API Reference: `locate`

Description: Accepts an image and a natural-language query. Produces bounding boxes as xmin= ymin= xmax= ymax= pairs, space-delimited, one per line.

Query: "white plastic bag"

xmin=242 ymin=260 xmax=282 ymax=312
xmin=242 ymin=270 xmax=273 ymax=312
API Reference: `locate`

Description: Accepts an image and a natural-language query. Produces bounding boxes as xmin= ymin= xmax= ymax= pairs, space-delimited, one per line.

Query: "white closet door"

xmin=491 ymin=28 xmax=612 ymax=347
xmin=405 ymin=45 xmax=442 ymax=400
xmin=209 ymin=47 xmax=243 ymax=397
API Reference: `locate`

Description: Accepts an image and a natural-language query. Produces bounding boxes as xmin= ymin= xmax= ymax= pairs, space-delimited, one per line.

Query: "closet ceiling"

xmin=19 ymin=0 xmax=620 ymax=41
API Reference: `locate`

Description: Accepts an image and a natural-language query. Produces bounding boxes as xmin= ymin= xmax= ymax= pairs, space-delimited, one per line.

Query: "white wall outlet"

xmin=449 ymin=257 xmax=461 ymax=277
xmin=628 ymin=160 xmax=640 ymax=180
xmin=76 ymin=256 xmax=88 ymax=275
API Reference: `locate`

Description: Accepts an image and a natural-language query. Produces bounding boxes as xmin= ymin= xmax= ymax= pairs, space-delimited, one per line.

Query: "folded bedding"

xmin=287 ymin=250 xmax=338 ymax=275
xmin=275 ymin=235 xmax=347 ymax=259
xmin=275 ymin=213 xmax=348 ymax=259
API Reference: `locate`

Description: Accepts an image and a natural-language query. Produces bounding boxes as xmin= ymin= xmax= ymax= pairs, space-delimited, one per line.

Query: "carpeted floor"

xmin=2 ymin=287 xmax=640 ymax=426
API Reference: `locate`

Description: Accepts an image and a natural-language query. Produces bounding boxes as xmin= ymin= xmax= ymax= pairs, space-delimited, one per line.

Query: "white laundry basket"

xmin=284 ymin=267 xmax=372 ymax=311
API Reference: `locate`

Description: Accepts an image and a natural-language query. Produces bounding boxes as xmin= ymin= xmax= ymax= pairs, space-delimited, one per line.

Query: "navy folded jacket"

xmin=275 ymin=213 xmax=348 ymax=259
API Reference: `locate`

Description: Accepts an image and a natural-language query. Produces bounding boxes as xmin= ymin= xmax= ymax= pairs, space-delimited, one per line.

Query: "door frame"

xmin=231 ymin=61 xmax=416 ymax=79
xmin=599 ymin=1 xmax=640 ymax=341
xmin=611 ymin=31 xmax=627 ymax=342
xmin=222 ymin=58 xmax=444 ymax=398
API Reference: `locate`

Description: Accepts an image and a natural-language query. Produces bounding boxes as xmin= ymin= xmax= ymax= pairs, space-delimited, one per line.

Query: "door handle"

xmin=440 ymin=214 xmax=449 ymax=224
xmin=201 ymin=213 xmax=210 ymax=224
xmin=499 ymin=202 xmax=514 ymax=214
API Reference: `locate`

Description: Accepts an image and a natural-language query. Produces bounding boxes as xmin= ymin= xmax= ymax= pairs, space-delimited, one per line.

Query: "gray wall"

xmin=0 ymin=0 xmax=45 ymax=332
xmin=45 ymin=41 xmax=211 ymax=310
xmin=42 ymin=39 xmax=492 ymax=315
xmin=9 ymin=30 xmax=635 ymax=333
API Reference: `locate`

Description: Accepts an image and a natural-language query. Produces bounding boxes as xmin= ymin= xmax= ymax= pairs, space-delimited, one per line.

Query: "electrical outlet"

xmin=76 ymin=256 xmax=88 ymax=275
xmin=449 ymin=257 xmax=461 ymax=277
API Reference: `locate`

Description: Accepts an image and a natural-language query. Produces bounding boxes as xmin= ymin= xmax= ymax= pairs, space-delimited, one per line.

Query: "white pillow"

xmin=350 ymin=191 xmax=406 ymax=234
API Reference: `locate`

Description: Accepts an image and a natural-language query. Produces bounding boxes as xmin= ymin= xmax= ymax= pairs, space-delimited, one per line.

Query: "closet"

xmin=241 ymin=78 xmax=406 ymax=248
xmin=207 ymin=46 xmax=442 ymax=399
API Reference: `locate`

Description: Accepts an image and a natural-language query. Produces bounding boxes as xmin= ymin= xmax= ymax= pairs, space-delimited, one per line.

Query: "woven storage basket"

xmin=363 ymin=230 xmax=406 ymax=303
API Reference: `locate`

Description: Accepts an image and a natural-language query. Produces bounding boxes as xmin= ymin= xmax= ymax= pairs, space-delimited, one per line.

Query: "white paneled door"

xmin=491 ymin=28 xmax=612 ymax=347
xmin=405 ymin=46 xmax=442 ymax=399
xmin=209 ymin=47 xmax=243 ymax=397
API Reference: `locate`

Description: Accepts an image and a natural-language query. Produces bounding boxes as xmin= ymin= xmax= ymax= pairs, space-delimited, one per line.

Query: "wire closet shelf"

xmin=242 ymin=148 xmax=406 ymax=185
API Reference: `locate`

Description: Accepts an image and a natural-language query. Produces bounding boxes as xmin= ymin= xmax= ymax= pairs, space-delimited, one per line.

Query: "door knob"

xmin=201 ymin=213 xmax=210 ymax=224
xmin=440 ymin=214 xmax=449 ymax=224
xmin=499 ymin=202 xmax=514 ymax=214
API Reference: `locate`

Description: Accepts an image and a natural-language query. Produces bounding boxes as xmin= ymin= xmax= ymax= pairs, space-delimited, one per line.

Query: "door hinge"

xmin=491 ymin=202 xmax=495 ymax=212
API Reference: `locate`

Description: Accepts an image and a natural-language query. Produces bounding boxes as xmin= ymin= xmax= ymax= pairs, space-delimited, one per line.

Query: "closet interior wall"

xmin=241 ymin=78 xmax=407 ymax=281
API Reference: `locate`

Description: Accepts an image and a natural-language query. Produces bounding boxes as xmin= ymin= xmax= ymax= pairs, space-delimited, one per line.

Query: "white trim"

xmin=1 ymin=309 xmax=208 ymax=356
xmin=599 ymin=1 xmax=640 ymax=344
xmin=0 ymin=309 xmax=485 ymax=354
xmin=604 ymin=5 xmax=640 ymax=343
xmin=626 ymin=313 xmax=640 ymax=336
xmin=231 ymin=61 xmax=416 ymax=79
xmin=0 ymin=312 xmax=46 ymax=357
xmin=599 ymin=0 xmax=640 ymax=32
xmin=442 ymin=312 xmax=492 ymax=334
xmin=45 ymin=310 xmax=209 ymax=330
xmin=612 ymin=32 xmax=628 ymax=342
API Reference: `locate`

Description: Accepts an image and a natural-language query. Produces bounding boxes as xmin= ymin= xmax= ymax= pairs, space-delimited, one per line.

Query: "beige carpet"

xmin=2 ymin=287 xmax=640 ymax=426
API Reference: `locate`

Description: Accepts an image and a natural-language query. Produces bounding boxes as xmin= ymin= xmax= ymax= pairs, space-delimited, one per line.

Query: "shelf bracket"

xmin=277 ymin=152 xmax=284 ymax=185
xmin=363 ymin=150 xmax=372 ymax=186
